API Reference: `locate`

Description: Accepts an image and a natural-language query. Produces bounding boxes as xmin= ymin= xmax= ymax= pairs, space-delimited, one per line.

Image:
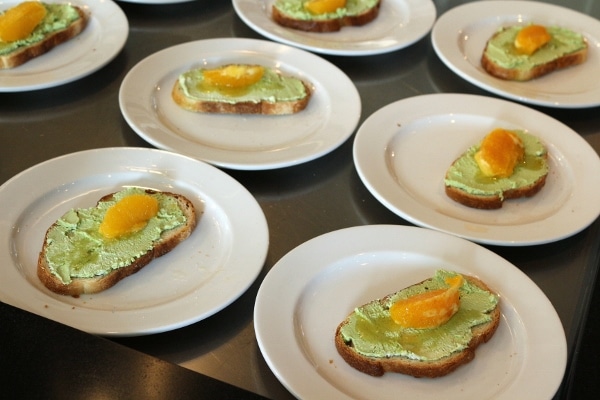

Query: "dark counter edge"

xmin=0 ymin=301 xmax=267 ymax=400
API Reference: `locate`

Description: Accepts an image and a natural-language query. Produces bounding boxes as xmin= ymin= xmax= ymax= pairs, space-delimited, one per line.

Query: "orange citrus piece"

xmin=304 ymin=0 xmax=346 ymax=15
xmin=202 ymin=65 xmax=265 ymax=89
xmin=0 ymin=1 xmax=47 ymax=43
xmin=390 ymin=275 xmax=463 ymax=329
xmin=474 ymin=128 xmax=524 ymax=178
xmin=514 ymin=25 xmax=551 ymax=55
xmin=99 ymin=194 xmax=159 ymax=239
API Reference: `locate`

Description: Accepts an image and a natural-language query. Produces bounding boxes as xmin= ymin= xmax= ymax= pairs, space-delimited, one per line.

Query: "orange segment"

xmin=99 ymin=194 xmax=159 ymax=239
xmin=514 ymin=25 xmax=551 ymax=55
xmin=475 ymin=128 xmax=524 ymax=178
xmin=0 ymin=1 xmax=47 ymax=43
xmin=390 ymin=275 xmax=463 ymax=329
xmin=202 ymin=65 xmax=265 ymax=89
xmin=304 ymin=0 xmax=346 ymax=15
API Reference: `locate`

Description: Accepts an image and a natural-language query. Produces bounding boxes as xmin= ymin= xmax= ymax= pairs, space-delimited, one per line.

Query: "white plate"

xmin=0 ymin=148 xmax=268 ymax=336
xmin=255 ymin=225 xmax=567 ymax=400
xmin=353 ymin=93 xmax=600 ymax=246
xmin=0 ymin=0 xmax=128 ymax=92
xmin=119 ymin=38 xmax=361 ymax=170
xmin=431 ymin=1 xmax=600 ymax=108
xmin=232 ymin=0 xmax=436 ymax=56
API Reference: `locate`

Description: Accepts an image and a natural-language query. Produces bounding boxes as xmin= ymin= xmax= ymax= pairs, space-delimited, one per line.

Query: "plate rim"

xmin=0 ymin=0 xmax=128 ymax=92
xmin=232 ymin=0 xmax=437 ymax=56
xmin=254 ymin=224 xmax=567 ymax=399
xmin=352 ymin=93 xmax=600 ymax=246
xmin=0 ymin=147 xmax=269 ymax=336
xmin=118 ymin=37 xmax=361 ymax=170
xmin=431 ymin=0 xmax=600 ymax=109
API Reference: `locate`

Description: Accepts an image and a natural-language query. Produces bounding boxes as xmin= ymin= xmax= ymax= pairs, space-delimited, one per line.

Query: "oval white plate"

xmin=353 ymin=93 xmax=600 ymax=246
xmin=255 ymin=225 xmax=566 ymax=400
xmin=0 ymin=0 xmax=128 ymax=92
xmin=431 ymin=1 xmax=600 ymax=108
xmin=0 ymin=148 xmax=268 ymax=336
xmin=232 ymin=0 xmax=436 ymax=56
xmin=119 ymin=38 xmax=360 ymax=170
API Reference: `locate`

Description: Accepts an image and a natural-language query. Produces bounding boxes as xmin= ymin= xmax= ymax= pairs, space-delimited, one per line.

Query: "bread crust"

xmin=481 ymin=29 xmax=588 ymax=81
xmin=171 ymin=75 xmax=312 ymax=115
xmin=271 ymin=0 xmax=381 ymax=33
xmin=335 ymin=275 xmax=501 ymax=378
xmin=445 ymin=172 xmax=547 ymax=210
xmin=444 ymin=153 xmax=548 ymax=209
xmin=0 ymin=5 xmax=89 ymax=69
xmin=37 ymin=190 xmax=197 ymax=296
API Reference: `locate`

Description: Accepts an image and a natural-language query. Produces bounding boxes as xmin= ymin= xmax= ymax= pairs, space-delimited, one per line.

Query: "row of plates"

xmin=2 ymin=1 xmax=600 ymax=109
xmin=0 ymin=148 xmax=569 ymax=399
xmin=0 ymin=1 xmax=597 ymax=398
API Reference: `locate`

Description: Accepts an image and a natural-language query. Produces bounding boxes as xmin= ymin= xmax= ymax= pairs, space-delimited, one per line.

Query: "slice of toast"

xmin=272 ymin=0 xmax=381 ymax=33
xmin=171 ymin=65 xmax=312 ymax=115
xmin=335 ymin=273 xmax=500 ymax=378
xmin=444 ymin=130 xmax=548 ymax=209
xmin=481 ymin=25 xmax=588 ymax=81
xmin=0 ymin=3 xmax=89 ymax=69
xmin=37 ymin=189 xmax=197 ymax=296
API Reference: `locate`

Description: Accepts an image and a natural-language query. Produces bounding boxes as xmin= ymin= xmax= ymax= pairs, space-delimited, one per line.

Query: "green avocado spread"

xmin=0 ymin=3 xmax=82 ymax=55
xmin=274 ymin=0 xmax=379 ymax=21
xmin=43 ymin=188 xmax=188 ymax=285
xmin=483 ymin=25 xmax=586 ymax=70
xmin=178 ymin=67 xmax=307 ymax=104
xmin=444 ymin=131 xmax=548 ymax=199
xmin=339 ymin=270 xmax=499 ymax=361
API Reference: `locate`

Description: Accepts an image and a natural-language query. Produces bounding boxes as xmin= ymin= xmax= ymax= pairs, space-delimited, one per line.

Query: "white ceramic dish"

xmin=232 ymin=0 xmax=436 ymax=56
xmin=255 ymin=225 xmax=567 ymax=400
xmin=0 ymin=0 xmax=128 ymax=92
xmin=353 ymin=93 xmax=600 ymax=246
xmin=431 ymin=1 xmax=600 ymax=108
xmin=119 ymin=38 xmax=360 ymax=170
xmin=0 ymin=148 xmax=269 ymax=336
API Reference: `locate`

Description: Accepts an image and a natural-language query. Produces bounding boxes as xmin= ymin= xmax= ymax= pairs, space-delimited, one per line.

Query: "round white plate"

xmin=232 ymin=0 xmax=436 ymax=56
xmin=0 ymin=148 xmax=269 ymax=336
xmin=0 ymin=0 xmax=128 ymax=92
xmin=119 ymin=38 xmax=361 ymax=170
xmin=353 ymin=93 xmax=600 ymax=246
xmin=431 ymin=1 xmax=600 ymax=108
xmin=255 ymin=225 xmax=567 ymax=400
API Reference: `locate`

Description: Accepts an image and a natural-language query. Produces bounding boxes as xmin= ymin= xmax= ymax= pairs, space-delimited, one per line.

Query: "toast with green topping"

xmin=171 ymin=64 xmax=312 ymax=115
xmin=335 ymin=270 xmax=500 ymax=378
xmin=37 ymin=188 xmax=197 ymax=296
xmin=272 ymin=0 xmax=381 ymax=33
xmin=481 ymin=24 xmax=588 ymax=81
xmin=444 ymin=129 xmax=548 ymax=209
xmin=0 ymin=2 xmax=89 ymax=69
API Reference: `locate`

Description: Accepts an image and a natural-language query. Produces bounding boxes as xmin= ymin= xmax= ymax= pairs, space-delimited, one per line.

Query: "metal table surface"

xmin=1 ymin=1 xmax=599 ymax=399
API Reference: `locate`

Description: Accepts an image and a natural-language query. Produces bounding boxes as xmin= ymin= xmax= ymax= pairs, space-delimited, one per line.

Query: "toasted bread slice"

xmin=335 ymin=273 xmax=500 ymax=378
xmin=0 ymin=3 xmax=89 ymax=69
xmin=481 ymin=25 xmax=588 ymax=81
xmin=272 ymin=0 xmax=381 ymax=33
xmin=172 ymin=64 xmax=312 ymax=115
xmin=37 ymin=189 xmax=197 ymax=296
xmin=444 ymin=175 xmax=547 ymax=210
xmin=444 ymin=130 xmax=548 ymax=210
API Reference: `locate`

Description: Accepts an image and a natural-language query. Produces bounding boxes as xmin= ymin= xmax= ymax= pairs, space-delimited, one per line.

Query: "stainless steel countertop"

xmin=1 ymin=1 xmax=599 ymax=399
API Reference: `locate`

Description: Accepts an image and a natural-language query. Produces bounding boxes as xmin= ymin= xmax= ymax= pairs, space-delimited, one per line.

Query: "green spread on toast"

xmin=274 ymin=0 xmax=379 ymax=21
xmin=44 ymin=188 xmax=187 ymax=285
xmin=178 ymin=67 xmax=307 ymax=104
xmin=339 ymin=270 xmax=498 ymax=361
xmin=444 ymin=131 xmax=548 ymax=199
xmin=0 ymin=3 xmax=82 ymax=55
xmin=484 ymin=25 xmax=586 ymax=70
